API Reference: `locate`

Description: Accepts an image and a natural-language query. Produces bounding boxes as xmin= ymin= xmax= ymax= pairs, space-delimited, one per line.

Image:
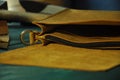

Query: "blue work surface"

xmin=0 ymin=0 xmax=120 ymax=79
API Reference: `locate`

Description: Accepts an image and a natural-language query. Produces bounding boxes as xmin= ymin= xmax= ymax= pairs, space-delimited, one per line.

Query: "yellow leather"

xmin=32 ymin=9 xmax=120 ymax=35
xmin=0 ymin=43 xmax=120 ymax=71
xmin=36 ymin=31 xmax=120 ymax=46
xmin=0 ymin=9 xmax=120 ymax=71
xmin=33 ymin=9 xmax=120 ymax=25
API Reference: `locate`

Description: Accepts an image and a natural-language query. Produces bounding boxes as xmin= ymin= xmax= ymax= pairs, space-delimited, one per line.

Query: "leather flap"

xmin=34 ymin=9 xmax=120 ymax=25
xmin=0 ymin=44 xmax=120 ymax=71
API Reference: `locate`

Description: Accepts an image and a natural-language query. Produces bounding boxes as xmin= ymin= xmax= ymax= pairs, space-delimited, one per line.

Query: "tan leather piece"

xmin=0 ymin=21 xmax=8 ymax=35
xmin=32 ymin=9 xmax=120 ymax=36
xmin=0 ymin=44 xmax=120 ymax=71
xmin=0 ymin=8 xmax=120 ymax=71
xmin=0 ymin=20 xmax=9 ymax=48
xmin=30 ymin=31 xmax=120 ymax=49
xmin=39 ymin=32 xmax=120 ymax=43
xmin=31 ymin=9 xmax=120 ymax=49
xmin=34 ymin=9 xmax=120 ymax=25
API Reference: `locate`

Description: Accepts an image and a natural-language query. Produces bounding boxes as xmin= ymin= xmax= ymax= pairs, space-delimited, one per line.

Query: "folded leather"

xmin=33 ymin=9 xmax=120 ymax=25
xmin=31 ymin=9 xmax=120 ymax=49
xmin=0 ymin=6 xmax=120 ymax=71
xmin=34 ymin=31 xmax=120 ymax=49
xmin=0 ymin=21 xmax=9 ymax=48
xmin=31 ymin=9 xmax=120 ymax=36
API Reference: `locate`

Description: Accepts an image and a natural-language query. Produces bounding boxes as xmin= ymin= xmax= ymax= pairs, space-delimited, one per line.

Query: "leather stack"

xmin=0 ymin=21 xmax=9 ymax=48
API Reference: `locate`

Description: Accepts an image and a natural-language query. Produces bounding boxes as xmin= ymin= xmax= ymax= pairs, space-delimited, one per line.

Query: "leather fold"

xmin=0 ymin=5 xmax=120 ymax=71
xmin=37 ymin=31 xmax=120 ymax=49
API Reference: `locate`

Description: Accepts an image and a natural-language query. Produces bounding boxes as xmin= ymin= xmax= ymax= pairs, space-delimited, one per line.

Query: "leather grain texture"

xmin=0 ymin=43 xmax=120 ymax=71
xmin=32 ymin=9 xmax=120 ymax=36
xmin=34 ymin=9 xmax=120 ymax=25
